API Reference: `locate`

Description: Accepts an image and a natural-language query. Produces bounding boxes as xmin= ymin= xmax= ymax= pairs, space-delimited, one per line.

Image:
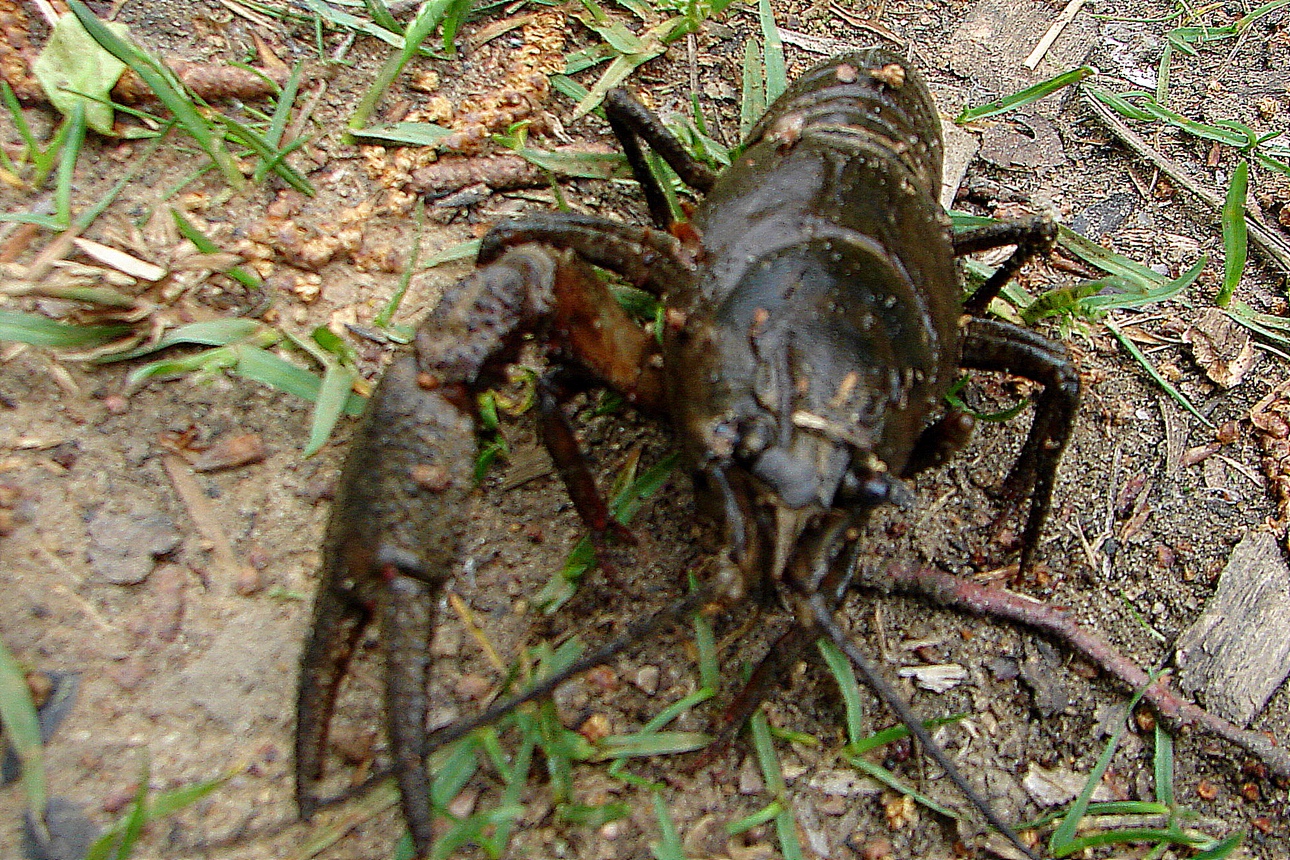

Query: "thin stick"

xmin=1083 ymin=91 xmax=1290 ymax=274
xmin=308 ymin=587 xmax=716 ymax=813
xmin=876 ymin=562 xmax=1290 ymax=779
xmin=1023 ymin=0 xmax=1088 ymax=70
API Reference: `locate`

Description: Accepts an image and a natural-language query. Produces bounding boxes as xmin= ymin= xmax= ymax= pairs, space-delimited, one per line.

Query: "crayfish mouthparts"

xmin=296 ymin=48 xmax=1075 ymax=860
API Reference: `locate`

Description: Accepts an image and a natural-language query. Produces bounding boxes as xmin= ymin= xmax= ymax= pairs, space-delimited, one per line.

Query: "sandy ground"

xmin=1 ymin=0 xmax=1288 ymax=858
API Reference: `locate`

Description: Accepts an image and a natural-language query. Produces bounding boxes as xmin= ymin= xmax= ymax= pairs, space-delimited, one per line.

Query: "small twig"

xmin=776 ymin=27 xmax=868 ymax=57
xmin=825 ymin=3 xmax=905 ymax=47
xmin=1083 ymin=91 xmax=1290 ymax=274
xmin=217 ymin=0 xmax=277 ymax=31
xmin=1023 ymin=0 xmax=1087 ymax=70
xmin=161 ymin=452 xmax=255 ymax=596
xmin=873 ymin=562 xmax=1290 ymax=779
xmin=30 ymin=0 xmax=59 ymax=27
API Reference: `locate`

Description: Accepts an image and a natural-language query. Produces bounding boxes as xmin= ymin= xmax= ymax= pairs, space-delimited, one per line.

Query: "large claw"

xmin=295 ymin=244 xmax=668 ymax=858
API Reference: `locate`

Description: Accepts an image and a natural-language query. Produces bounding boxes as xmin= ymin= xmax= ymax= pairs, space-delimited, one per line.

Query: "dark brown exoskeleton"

xmin=296 ymin=49 xmax=1079 ymax=859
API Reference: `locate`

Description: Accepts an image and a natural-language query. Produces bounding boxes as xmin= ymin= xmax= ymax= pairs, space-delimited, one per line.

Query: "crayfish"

xmin=296 ymin=48 xmax=1079 ymax=859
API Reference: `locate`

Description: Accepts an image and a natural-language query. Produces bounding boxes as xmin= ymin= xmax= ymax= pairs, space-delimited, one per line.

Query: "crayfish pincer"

xmin=297 ymin=48 xmax=1079 ymax=859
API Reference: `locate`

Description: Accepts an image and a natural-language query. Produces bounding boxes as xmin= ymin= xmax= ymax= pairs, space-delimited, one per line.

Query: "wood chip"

xmin=71 ymin=237 xmax=166 ymax=282
xmin=1175 ymin=530 xmax=1290 ymax=726
xmin=191 ymin=433 xmax=267 ymax=472
xmin=1022 ymin=0 xmax=1088 ymax=69
xmin=896 ymin=663 xmax=966 ymax=693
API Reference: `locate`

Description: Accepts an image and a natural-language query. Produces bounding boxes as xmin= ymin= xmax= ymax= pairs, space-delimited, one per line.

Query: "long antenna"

xmin=807 ymin=593 xmax=1042 ymax=860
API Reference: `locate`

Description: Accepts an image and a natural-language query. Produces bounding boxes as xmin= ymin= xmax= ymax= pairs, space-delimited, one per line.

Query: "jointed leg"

xmin=902 ymin=408 xmax=976 ymax=478
xmin=536 ymin=375 xmax=635 ymax=549
xmin=955 ymin=216 xmax=1057 ymax=316
xmin=604 ymin=88 xmax=718 ymax=229
xmin=960 ymin=317 xmax=1080 ymax=573
xmin=806 ymin=592 xmax=1041 ymax=860
xmin=479 ymin=212 xmax=692 ymax=297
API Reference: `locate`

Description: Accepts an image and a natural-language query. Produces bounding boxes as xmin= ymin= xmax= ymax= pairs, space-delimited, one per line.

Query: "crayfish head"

xmin=691 ymin=406 xmax=916 ymax=592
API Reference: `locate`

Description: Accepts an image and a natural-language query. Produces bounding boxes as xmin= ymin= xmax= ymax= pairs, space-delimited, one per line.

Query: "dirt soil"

xmin=1 ymin=0 xmax=1289 ymax=858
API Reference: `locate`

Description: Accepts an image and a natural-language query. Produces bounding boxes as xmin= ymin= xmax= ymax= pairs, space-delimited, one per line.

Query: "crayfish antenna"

xmin=805 ymin=593 xmax=1043 ymax=860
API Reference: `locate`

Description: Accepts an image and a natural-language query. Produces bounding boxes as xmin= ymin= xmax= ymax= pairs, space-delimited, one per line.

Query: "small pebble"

xmin=632 ymin=665 xmax=660 ymax=696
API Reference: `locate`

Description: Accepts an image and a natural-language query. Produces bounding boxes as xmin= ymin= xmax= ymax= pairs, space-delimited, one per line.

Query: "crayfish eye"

xmin=841 ymin=470 xmax=915 ymax=509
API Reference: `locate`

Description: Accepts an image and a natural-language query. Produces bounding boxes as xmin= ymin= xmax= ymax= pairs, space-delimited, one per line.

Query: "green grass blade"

xmin=1155 ymin=41 xmax=1172 ymax=106
xmin=0 ymin=213 xmax=68 ymax=229
xmin=260 ymin=60 xmax=303 ymax=152
xmin=726 ymin=799 xmax=783 ymax=834
xmin=0 ymin=311 xmax=133 ymax=348
xmin=1216 ymin=159 xmax=1248 ymax=307
xmin=640 ymin=689 xmax=715 ymax=735
xmin=362 ymin=0 xmax=403 ymax=34
xmin=349 ymin=0 xmax=452 ymax=132
xmin=957 ymin=66 xmax=1093 ymax=123
xmin=1193 ymin=832 xmax=1245 ymax=859
xmin=66 ymin=0 xmax=243 ymax=187
xmin=746 ymin=706 xmax=803 ymax=860
xmin=846 ymin=756 xmax=960 ymax=819
xmin=1056 ymin=827 xmax=1211 ymax=854
xmin=0 ymin=637 xmax=46 ymax=822
xmin=593 ymin=732 xmax=711 ymax=760
xmin=847 ymin=714 xmax=965 ymax=755
xmin=1050 ymin=681 xmax=1155 ymax=855
xmin=1105 ymin=320 xmax=1213 ymax=428
xmin=350 ymin=121 xmax=456 ymax=147
xmin=609 ymin=451 xmax=678 ymax=523
xmin=749 ymin=708 xmax=784 ymax=794
xmin=3 ymin=80 xmax=41 ymax=157
xmin=1079 ymin=256 xmax=1205 ymax=314
xmin=304 ymin=361 xmax=357 ymax=456
xmin=1152 ymin=725 xmax=1174 ymax=808
xmin=482 ymin=734 xmax=534 ymax=854
xmin=129 ymin=342 xmax=368 ymax=417
xmin=571 ymin=51 xmax=662 ymax=120
xmin=757 ymin=0 xmax=785 ymax=102
xmin=692 ymin=611 xmax=719 ymax=692
xmin=169 ymin=209 xmax=262 ymax=291
xmin=505 ymin=146 xmax=628 ymax=180
xmin=648 ymin=793 xmax=685 ymax=860
xmin=1085 ymin=84 xmax=1155 ymax=121
xmin=109 ymin=758 xmax=149 ymax=860
xmin=423 ymin=238 xmax=480 ymax=269
xmin=216 ymin=115 xmax=314 ymax=194
xmin=86 ymin=771 xmax=228 ymax=860
xmin=73 ymin=124 xmax=169 ymax=232
xmin=1235 ymin=0 xmax=1290 ymax=29
xmin=54 ymin=102 xmax=86 ymax=228
xmin=300 ymin=0 xmax=409 ymax=49
xmin=97 ymin=318 xmax=273 ymax=362
xmin=818 ymin=639 xmax=865 ymax=744
xmin=439 ymin=0 xmax=474 ymax=54
xmin=1057 ymin=225 xmax=1166 ymax=286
